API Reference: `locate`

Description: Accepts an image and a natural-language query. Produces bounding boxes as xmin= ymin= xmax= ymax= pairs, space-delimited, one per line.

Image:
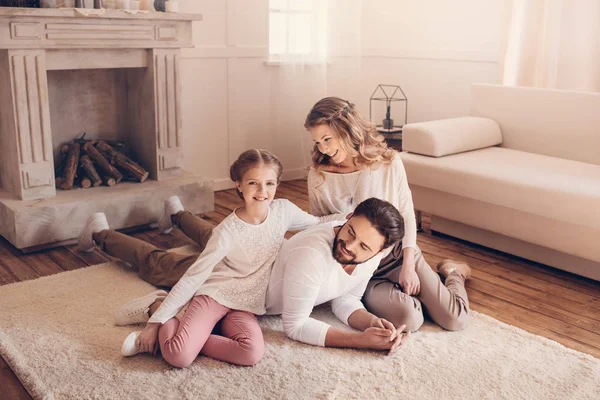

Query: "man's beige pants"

xmin=362 ymin=242 xmax=470 ymax=332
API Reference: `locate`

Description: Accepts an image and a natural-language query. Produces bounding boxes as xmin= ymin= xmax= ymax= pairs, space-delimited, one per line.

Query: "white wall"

xmin=357 ymin=0 xmax=504 ymax=122
xmin=179 ymin=0 xmax=276 ymax=191
xmin=179 ymin=0 xmax=505 ymax=190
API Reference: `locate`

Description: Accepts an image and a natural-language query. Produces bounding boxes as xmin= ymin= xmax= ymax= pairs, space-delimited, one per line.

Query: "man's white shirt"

xmin=265 ymin=221 xmax=385 ymax=346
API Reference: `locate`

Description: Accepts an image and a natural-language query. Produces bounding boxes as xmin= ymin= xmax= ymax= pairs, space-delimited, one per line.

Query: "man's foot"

xmin=77 ymin=212 xmax=109 ymax=252
xmin=437 ymin=259 xmax=472 ymax=280
xmin=158 ymin=196 xmax=184 ymax=234
xmin=121 ymin=331 xmax=143 ymax=357
xmin=115 ymin=290 xmax=168 ymax=326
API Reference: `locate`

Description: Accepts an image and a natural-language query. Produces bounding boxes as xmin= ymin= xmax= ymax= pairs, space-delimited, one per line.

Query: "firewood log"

xmin=96 ymin=141 xmax=149 ymax=182
xmin=103 ymin=176 xmax=117 ymax=187
xmin=105 ymin=140 xmax=129 ymax=156
xmin=55 ymin=160 xmax=67 ymax=181
xmin=54 ymin=144 xmax=71 ymax=180
xmin=80 ymin=178 xmax=92 ymax=189
xmin=75 ymin=165 xmax=92 ymax=189
xmin=60 ymin=142 xmax=81 ymax=190
xmin=54 ymin=144 xmax=69 ymax=168
xmin=83 ymin=142 xmax=123 ymax=183
xmin=80 ymin=155 xmax=102 ymax=187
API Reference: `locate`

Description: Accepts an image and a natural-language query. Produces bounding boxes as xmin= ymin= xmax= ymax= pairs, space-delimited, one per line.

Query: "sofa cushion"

xmin=399 ymin=147 xmax=600 ymax=230
xmin=403 ymin=117 xmax=502 ymax=157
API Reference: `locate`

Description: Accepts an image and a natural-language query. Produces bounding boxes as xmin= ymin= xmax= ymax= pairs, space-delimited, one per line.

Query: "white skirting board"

xmin=213 ymin=167 xmax=308 ymax=191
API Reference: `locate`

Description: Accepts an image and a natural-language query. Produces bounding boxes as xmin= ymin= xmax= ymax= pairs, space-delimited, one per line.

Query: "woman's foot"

xmin=77 ymin=213 xmax=109 ymax=252
xmin=115 ymin=290 xmax=168 ymax=326
xmin=436 ymin=259 xmax=472 ymax=280
xmin=158 ymin=196 xmax=184 ymax=234
xmin=121 ymin=331 xmax=143 ymax=357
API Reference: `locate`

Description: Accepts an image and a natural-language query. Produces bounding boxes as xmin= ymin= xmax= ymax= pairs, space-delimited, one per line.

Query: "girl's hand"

xmin=136 ymin=323 xmax=161 ymax=355
xmin=399 ymin=260 xmax=420 ymax=296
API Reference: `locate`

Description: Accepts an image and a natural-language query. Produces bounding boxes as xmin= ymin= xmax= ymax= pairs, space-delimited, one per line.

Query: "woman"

xmin=304 ymin=97 xmax=471 ymax=332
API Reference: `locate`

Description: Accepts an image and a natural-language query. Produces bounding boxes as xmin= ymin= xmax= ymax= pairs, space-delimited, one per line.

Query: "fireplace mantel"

xmin=0 ymin=7 xmax=202 ymax=50
xmin=0 ymin=7 xmax=201 ymax=21
xmin=0 ymin=8 xmax=213 ymax=251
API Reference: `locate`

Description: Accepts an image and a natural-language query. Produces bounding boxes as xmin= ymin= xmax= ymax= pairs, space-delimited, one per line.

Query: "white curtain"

xmin=501 ymin=0 xmax=600 ymax=92
xmin=268 ymin=0 xmax=329 ymax=64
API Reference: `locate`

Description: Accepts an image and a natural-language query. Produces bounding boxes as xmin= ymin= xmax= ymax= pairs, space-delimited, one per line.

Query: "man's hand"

xmin=361 ymin=323 xmax=408 ymax=354
xmin=389 ymin=331 xmax=409 ymax=355
xmin=136 ymin=322 xmax=161 ymax=355
xmin=370 ymin=317 xmax=398 ymax=338
xmin=399 ymin=261 xmax=420 ymax=296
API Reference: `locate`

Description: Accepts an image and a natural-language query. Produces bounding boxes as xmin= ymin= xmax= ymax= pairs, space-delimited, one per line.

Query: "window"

xmin=268 ymin=0 xmax=327 ymax=62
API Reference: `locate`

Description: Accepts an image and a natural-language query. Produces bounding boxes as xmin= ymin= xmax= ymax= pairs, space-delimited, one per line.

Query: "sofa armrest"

xmin=402 ymin=117 xmax=502 ymax=157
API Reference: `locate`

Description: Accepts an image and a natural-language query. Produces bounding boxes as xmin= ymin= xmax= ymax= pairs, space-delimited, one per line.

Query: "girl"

xmin=78 ymin=149 xmax=342 ymax=367
xmin=303 ymin=97 xmax=472 ymax=333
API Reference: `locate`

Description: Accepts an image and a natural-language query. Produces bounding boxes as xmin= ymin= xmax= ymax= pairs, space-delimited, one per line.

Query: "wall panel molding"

xmin=182 ymin=47 xmax=497 ymax=63
xmin=213 ymin=167 xmax=308 ymax=192
xmin=359 ymin=47 xmax=499 ymax=63
xmin=181 ymin=45 xmax=268 ymax=59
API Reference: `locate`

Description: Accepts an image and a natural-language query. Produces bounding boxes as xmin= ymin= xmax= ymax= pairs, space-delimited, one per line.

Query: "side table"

xmin=382 ymin=132 xmax=403 ymax=151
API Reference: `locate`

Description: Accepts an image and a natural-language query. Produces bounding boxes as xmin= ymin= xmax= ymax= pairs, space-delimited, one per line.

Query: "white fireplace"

xmin=0 ymin=8 xmax=213 ymax=251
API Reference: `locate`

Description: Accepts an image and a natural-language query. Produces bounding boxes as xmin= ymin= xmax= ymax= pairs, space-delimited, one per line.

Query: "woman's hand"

xmin=399 ymin=258 xmax=420 ymax=296
xmin=136 ymin=322 xmax=161 ymax=355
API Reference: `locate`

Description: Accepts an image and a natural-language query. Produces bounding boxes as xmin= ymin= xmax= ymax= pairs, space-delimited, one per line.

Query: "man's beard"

xmin=332 ymin=223 xmax=383 ymax=265
xmin=332 ymin=235 xmax=359 ymax=265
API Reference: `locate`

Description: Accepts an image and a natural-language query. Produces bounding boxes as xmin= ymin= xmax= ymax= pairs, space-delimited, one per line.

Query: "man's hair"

xmin=352 ymin=198 xmax=404 ymax=249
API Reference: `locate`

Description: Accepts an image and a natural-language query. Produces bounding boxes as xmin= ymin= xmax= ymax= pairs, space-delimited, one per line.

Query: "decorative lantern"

xmin=369 ymin=84 xmax=408 ymax=134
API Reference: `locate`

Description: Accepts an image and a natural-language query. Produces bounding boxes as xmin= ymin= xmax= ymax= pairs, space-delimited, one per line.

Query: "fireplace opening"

xmin=47 ymin=68 xmax=153 ymax=190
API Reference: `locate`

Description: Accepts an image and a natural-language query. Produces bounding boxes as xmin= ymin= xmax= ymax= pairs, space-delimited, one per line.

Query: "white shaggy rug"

xmin=1 ymin=246 xmax=599 ymax=400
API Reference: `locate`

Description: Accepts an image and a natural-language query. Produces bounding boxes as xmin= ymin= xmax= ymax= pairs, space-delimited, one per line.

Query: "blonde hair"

xmin=229 ymin=149 xmax=283 ymax=199
xmin=304 ymin=97 xmax=395 ymax=176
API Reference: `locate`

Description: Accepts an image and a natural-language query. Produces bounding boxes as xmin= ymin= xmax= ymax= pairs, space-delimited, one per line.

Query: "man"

xmin=263 ymin=197 xmax=409 ymax=352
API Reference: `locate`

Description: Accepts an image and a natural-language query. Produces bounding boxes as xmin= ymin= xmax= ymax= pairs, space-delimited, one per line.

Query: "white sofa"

xmin=399 ymin=84 xmax=600 ymax=281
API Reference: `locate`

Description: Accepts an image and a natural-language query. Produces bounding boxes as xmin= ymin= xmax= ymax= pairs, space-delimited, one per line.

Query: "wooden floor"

xmin=1 ymin=180 xmax=599 ymax=399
